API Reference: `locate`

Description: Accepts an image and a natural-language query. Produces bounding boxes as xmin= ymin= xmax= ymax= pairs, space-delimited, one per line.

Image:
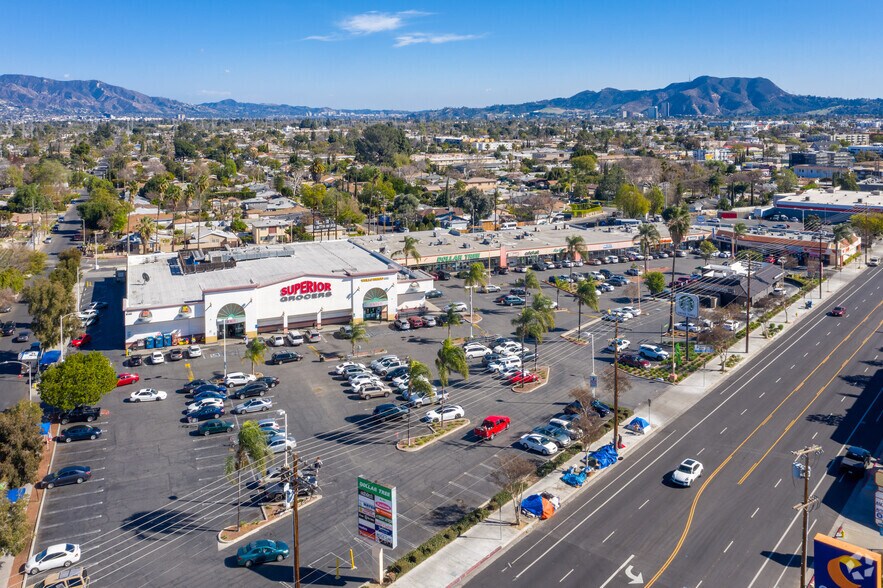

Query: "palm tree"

xmin=348 ymin=320 xmax=368 ymax=357
xmin=405 ymin=359 xmax=433 ymax=445
xmin=832 ymin=223 xmax=853 ymax=271
xmin=511 ymin=308 xmax=545 ymax=374
xmin=732 ymin=222 xmax=748 ymax=259
xmin=195 ymin=174 xmax=209 ymax=250
xmin=435 ymin=339 xmax=468 ymax=426
xmin=462 ymin=262 xmax=487 ymax=339
xmin=155 ymin=176 xmax=169 ymax=252
xmin=523 ymin=269 xmax=541 ymax=302
xmin=633 ymin=223 xmax=660 ymax=276
xmin=243 ymin=337 xmax=267 ymax=375
xmin=529 ymin=294 xmax=555 ymax=371
xmin=182 ymin=184 xmax=197 ymax=250
xmin=225 ymin=421 xmax=270 ymax=531
xmin=666 ymin=204 xmax=692 ymax=336
xmin=442 ymin=307 xmax=462 ymax=339
xmin=574 ymin=279 xmax=600 ymax=340
xmin=565 ymin=235 xmax=587 ymax=279
xmin=394 ymin=236 xmax=421 ymax=268
xmin=136 ymin=217 xmax=154 ymax=254
xmin=165 ymin=184 xmax=182 ymax=251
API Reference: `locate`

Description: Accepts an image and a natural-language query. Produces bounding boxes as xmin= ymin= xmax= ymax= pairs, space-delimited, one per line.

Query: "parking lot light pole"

xmin=278 ymin=409 xmax=288 ymax=467
xmin=0 ymin=361 xmax=33 ymax=402
xmin=59 ymin=312 xmax=78 ymax=361
xmin=222 ymin=322 xmax=228 ymax=377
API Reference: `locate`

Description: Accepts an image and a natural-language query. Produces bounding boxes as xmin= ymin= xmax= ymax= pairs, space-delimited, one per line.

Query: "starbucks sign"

xmin=675 ymin=293 xmax=700 ymax=318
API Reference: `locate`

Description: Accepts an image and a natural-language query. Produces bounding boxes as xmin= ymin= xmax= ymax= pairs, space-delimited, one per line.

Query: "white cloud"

xmin=224 ymin=69 xmax=230 ymax=74
xmin=394 ymin=33 xmax=480 ymax=47
xmin=304 ymin=34 xmax=339 ymax=42
xmin=340 ymin=12 xmax=406 ymax=35
xmin=63 ymin=73 xmax=70 ymax=78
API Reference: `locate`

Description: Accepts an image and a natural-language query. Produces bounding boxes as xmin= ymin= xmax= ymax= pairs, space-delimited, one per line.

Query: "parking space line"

xmin=44 ymin=501 xmax=103 ymax=515
xmin=192 ymin=444 xmax=229 ymax=452
xmin=774 ymin=478 xmax=782 ymax=488
xmin=194 ymin=452 xmax=230 ymax=461
xmin=53 ymin=528 xmax=102 ymax=541
xmin=602 ymin=530 xmax=615 ymax=543
xmin=47 ymin=487 xmax=104 ymax=498
xmin=195 ymin=464 xmax=223 ymax=471
xmin=750 ymin=507 xmax=759 ymax=519
xmin=775 ymin=378 xmax=781 ymax=383
xmin=41 ymin=514 xmax=103 ymax=529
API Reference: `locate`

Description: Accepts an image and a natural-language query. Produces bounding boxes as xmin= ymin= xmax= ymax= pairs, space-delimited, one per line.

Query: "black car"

xmin=434 ymin=270 xmax=451 ymax=281
xmin=232 ymin=382 xmax=270 ymax=400
xmin=257 ymin=376 xmax=279 ymax=388
xmin=426 ymin=289 xmax=443 ymax=299
xmin=128 ymin=354 xmax=144 ymax=367
xmin=268 ymin=351 xmax=303 ymax=365
xmin=372 ymin=403 xmax=410 ymax=422
xmin=58 ymin=405 xmax=101 ymax=425
xmin=1 ymin=321 xmax=15 ymax=336
xmin=494 ymin=267 xmax=510 ymax=275
xmin=839 ymin=446 xmax=872 ymax=477
xmin=591 ymin=400 xmax=612 ymax=417
xmin=509 ymin=287 xmax=527 ymax=296
xmin=57 ymin=424 xmax=102 ymax=443
xmin=168 ymin=348 xmax=184 ymax=361
xmin=182 ymin=379 xmax=215 ymax=393
xmin=38 ymin=466 xmax=92 ymax=489
xmin=12 ymin=332 xmax=29 ymax=343
xmin=599 ymin=269 xmax=613 ymax=279
xmin=385 ymin=366 xmax=409 ymax=381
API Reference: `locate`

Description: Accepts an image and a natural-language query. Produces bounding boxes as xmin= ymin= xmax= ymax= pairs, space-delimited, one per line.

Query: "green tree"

xmin=8 ymin=184 xmax=53 ymax=214
xmin=614 ymin=184 xmax=650 ymax=218
xmin=394 ymin=236 xmax=421 ymax=267
xmin=225 ymin=421 xmax=270 ymax=531
xmin=836 ymin=172 xmax=859 ymax=191
xmin=242 ymin=337 xmax=267 ymax=375
xmin=732 ymin=221 xmax=748 ymax=258
xmin=665 ymin=204 xmax=692 ymax=333
xmin=137 ymin=217 xmax=154 ymax=254
xmin=633 ymin=223 xmax=661 ymax=276
xmin=595 ymin=165 xmax=627 ymax=201
xmin=832 ymin=223 xmax=854 ymax=270
xmin=570 ymin=154 xmax=598 ymax=176
xmin=574 ymin=279 xmax=599 ymax=340
xmin=462 ymin=262 xmax=487 ymax=336
xmin=230 ymin=215 xmax=248 ymax=233
xmin=646 ymin=186 xmax=666 ymax=215
xmin=355 ymin=124 xmax=412 ymax=166
xmin=0 ymin=494 xmax=31 ymax=557
xmin=522 ymin=269 xmax=541 ymax=302
xmin=774 ymin=168 xmax=798 ymax=193
xmin=309 ymin=158 xmax=326 ymax=182
xmin=38 ymin=351 xmax=116 ymax=410
xmin=698 ymin=239 xmax=719 ymax=263
xmin=850 ymin=212 xmax=883 ymax=262
xmin=644 ymin=271 xmax=666 ymax=294
xmin=442 ymin=307 xmax=462 ymax=339
xmin=565 ymin=235 xmax=587 ymax=279
xmin=348 ymin=320 xmax=369 ymax=357
xmin=0 ymin=268 xmax=25 ymax=293
xmin=0 ymin=400 xmax=44 ymax=488
xmin=27 ymin=251 xmax=47 ymax=276
xmin=435 ymin=337 xmax=468 ymax=411
xmin=455 ymin=188 xmax=494 ymax=229
xmin=23 ymin=278 xmax=77 ymax=347
xmin=511 ymin=307 xmax=545 ymax=375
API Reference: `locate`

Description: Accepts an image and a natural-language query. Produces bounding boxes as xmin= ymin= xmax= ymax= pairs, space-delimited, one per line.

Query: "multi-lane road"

xmin=468 ymin=264 xmax=883 ymax=588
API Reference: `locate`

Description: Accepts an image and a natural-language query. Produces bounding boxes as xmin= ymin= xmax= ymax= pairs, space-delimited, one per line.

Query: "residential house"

xmin=251 ymin=219 xmax=291 ymax=245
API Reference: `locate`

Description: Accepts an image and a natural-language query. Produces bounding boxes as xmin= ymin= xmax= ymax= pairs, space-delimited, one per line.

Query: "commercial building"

xmin=774 ymin=188 xmax=883 ymax=222
xmin=712 ymin=224 xmax=859 ymax=267
xmin=123 ymin=241 xmax=433 ymax=348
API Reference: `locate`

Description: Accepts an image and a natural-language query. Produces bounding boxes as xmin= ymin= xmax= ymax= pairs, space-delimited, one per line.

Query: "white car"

xmin=186 ymin=398 xmax=224 ymax=412
xmin=518 ymin=433 xmax=558 ymax=456
xmin=378 ymin=360 xmax=407 ymax=375
xmin=224 ymin=372 xmax=257 ymax=387
xmin=268 ymin=335 xmax=286 ymax=347
xmin=722 ymin=320 xmax=742 ymax=331
xmin=423 ymin=316 xmax=437 ymax=327
xmin=674 ymin=322 xmax=702 ymax=333
xmin=352 ymin=379 xmax=388 ymax=394
xmin=369 ymin=356 xmax=399 ymax=370
xmin=130 ymin=388 xmax=167 ymax=402
xmin=613 ymin=309 xmax=635 ymax=319
xmin=444 ymin=302 xmax=468 ymax=313
xmin=493 ymin=341 xmax=523 ymax=355
xmin=76 ymin=309 xmax=98 ymax=321
xmin=187 ymin=345 xmax=202 ymax=358
xmin=267 ymin=435 xmax=297 ymax=454
xmin=598 ymin=283 xmax=615 ymax=292
xmin=620 ymin=306 xmax=642 ymax=316
xmin=606 ymin=338 xmax=631 ymax=352
xmin=463 ymin=344 xmax=491 ymax=359
xmin=497 ymin=367 xmax=522 ymax=380
xmin=25 ymin=543 xmax=81 ymax=575
xmin=423 ymin=404 xmax=465 ymax=423
xmin=408 ymin=390 xmax=449 ymax=407
xmin=337 ymin=361 xmax=367 ymax=375
xmin=232 ymin=398 xmax=273 ymax=414
xmin=350 ymin=372 xmax=383 ymax=386
xmin=480 ymin=284 xmax=502 ymax=293
xmin=671 ymin=459 xmax=703 ymax=487
xmin=400 ymin=377 xmax=435 ymax=397
xmin=150 ymin=351 xmax=165 ymax=365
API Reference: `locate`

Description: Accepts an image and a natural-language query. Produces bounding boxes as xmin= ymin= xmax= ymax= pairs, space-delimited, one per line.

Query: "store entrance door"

xmin=363 ymin=307 xmax=383 ymax=321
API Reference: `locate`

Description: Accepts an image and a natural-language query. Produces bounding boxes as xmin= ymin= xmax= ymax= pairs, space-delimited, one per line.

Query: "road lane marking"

xmin=751 ymin=507 xmax=759 ymax=519
xmin=603 ymin=530 xmax=615 ymax=543
xmin=639 ymin=499 xmax=649 ymax=510
xmin=740 ymin=409 xmax=747 ymax=416
xmin=812 ymin=432 xmax=818 ymax=440
xmin=724 ymin=540 xmax=733 ymax=553
xmin=696 ymin=448 xmax=705 ymax=456
xmin=758 ymin=392 xmax=765 ymax=398
xmin=559 ymin=569 xmax=574 ymax=583
xmin=720 ymin=427 xmax=727 ymax=435
xmin=599 ymin=554 xmax=635 ymax=588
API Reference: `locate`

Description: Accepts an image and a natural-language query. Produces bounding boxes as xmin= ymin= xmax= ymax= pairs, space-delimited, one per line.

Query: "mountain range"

xmin=1 ymin=74 xmax=882 ymax=119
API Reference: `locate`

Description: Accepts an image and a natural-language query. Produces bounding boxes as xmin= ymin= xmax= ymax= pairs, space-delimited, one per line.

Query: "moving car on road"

xmin=671 ymin=459 xmax=703 ymax=487
xmin=830 ymin=306 xmax=845 ymax=317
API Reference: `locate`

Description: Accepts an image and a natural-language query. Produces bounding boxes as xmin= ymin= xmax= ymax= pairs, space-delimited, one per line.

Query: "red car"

xmin=830 ymin=306 xmax=845 ymax=317
xmin=117 ymin=373 xmax=140 ymax=387
xmin=408 ymin=316 xmax=425 ymax=329
xmin=473 ymin=415 xmax=511 ymax=440
xmin=509 ymin=371 xmax=539 ymax=385
xmin=70 ymin=333 xmax=91 ymax=348
xmin=620 ymin=354 xmax=651 ymax=369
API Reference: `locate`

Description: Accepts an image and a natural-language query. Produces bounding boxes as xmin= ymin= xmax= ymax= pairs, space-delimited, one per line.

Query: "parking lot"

xmin=19 ymin=248 xmax=726 ymax=586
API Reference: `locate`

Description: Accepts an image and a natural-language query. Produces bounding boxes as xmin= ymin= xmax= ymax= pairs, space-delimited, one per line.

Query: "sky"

xmin=3 ymin=0 xmax=883 ymax=110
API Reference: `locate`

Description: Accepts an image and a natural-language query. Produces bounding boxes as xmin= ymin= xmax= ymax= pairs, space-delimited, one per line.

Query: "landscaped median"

xmin=396 ymin=418 xmax=471 ymax=452
xmin=510 ymin=366 xmax=550 ymax=393
xmin=217 ymin=494 xmax=321 ymax=548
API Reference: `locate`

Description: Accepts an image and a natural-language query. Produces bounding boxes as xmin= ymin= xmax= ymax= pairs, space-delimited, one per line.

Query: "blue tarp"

xmin=40 ymin=422 xmax=51 ymax=436
xmin=520 ymin=494 xmax=545 ymax=517
xmin=6 ymin=488 xmax=25 ymax=503
xmin=561 ymin=465 xmax=589 ymax=487
xmin=582 ymin=442 xmax=618 ymax=469
xmin=628 ymin=417 xmax=650 ymax=430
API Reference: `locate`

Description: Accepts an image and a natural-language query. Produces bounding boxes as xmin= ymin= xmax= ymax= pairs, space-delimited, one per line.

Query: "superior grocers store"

xmin=123 ymin=241 xmax=434 ymax=348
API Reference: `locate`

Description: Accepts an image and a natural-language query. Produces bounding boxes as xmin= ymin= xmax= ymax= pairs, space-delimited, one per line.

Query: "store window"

xmin=362 ymin=287 xmax=388 ymax=321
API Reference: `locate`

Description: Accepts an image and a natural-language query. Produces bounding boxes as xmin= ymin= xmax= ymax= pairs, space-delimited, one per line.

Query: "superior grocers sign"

xmin=279 ymin=280 xmax=333 ymax=302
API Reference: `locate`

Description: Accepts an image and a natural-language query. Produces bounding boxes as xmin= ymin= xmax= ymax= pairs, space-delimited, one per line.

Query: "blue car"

xmin=192 ymin=390 xmax=228 ymax=402
xmin=236 ymin=539 xmax=290 ymax=567
xmin=190 ymin=384 xmax=227 ymax=397
xmin=186 ymin=405 xmax=224 ymax=423
xmin=57 ymin=424 xmax=102 ymax=443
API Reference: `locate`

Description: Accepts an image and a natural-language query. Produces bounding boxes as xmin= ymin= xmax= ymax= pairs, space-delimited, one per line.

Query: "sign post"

xmin=358 ymin=476 xmax=398 ymax=583
xmin=675 ymin=293 xmax=700 ymax=362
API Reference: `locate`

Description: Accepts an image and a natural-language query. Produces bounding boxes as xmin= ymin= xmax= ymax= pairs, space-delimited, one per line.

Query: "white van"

xmin=268 ymin=335 xmax=286 ymax=347
xmin=500 ymin=222 xmax=518 ymax=231
xmin=286 ymin=330 xmax=304 ymax=346
xmin=869 ymin=256 xmax=880 ymax=267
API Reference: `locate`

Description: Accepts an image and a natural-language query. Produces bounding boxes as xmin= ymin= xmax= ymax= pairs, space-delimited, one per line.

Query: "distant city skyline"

xmin=3 ymin=0 xmax=882 ymax=110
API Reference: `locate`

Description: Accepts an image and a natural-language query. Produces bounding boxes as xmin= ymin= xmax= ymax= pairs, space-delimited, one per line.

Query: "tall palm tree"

xmin=666 ymin=205 xmax=692 ymax=336
xmin=832 ymin=223 xmax=853 ymax=271
xmin=511 ymin=308 xmax=544 ymax=374
xmin=529 ymin=294 xmax=556 ymax=371
xmin=242 ymin=337 xmax=267 ymax=375
xmin=732 ymin=222 xmax=748 ymax=259
xmin=523 ymin=269 xmax=541 ymax=302
xmin=394 ymin=236 xmax=421 ymax=268
xmin=462 ymin=262 xmax=487 ymax=338
xmin=633 ymin=223 xmax=661 ymax=276
xmin=225 ymin=421 xmax=270 ymax=531
xmin=155 ymin=176 xmax=169 ymax=252
xmin=574 ymin=279 xmax=600 ymax=339
xmin=182 ymin=184 xmax=197 ymax=250
xmin=348 ymin=320 xmax=368 ymax=357
xmin=435 ymin=338 xmax=468 ymax=425
xmin=443 ymin=307 xmax=462 ymax=339
xmin=125 ymin=180 xmax=138 ymax=256
xmin=136 ymin=217 xmax=154 ymax=254
xmin=565 ymin=235 xmax=587 ymax=279
xmin=405 ymin=359 xmax=433 ymax=445
xmin=165 ymin=184 xmax=182 ymax=251
xmin=195 ymin=174 xmax=209 ymax=250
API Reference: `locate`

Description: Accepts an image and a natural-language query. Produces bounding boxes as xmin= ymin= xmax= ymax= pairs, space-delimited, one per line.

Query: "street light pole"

xmin=59 ymin=312 xmax=78 ymax=361
xmin=278 ymin=409 xmax=289 ymax=468
xmin=222 ymin=321 xmax=228 ymax=377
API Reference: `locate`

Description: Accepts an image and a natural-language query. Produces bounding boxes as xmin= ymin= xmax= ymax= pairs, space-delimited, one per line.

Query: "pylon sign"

xmin=675 ymin=293 xmax=700 ymax=318
xmin=357 ymin=477 xmax=397 ymax=549
xmin=813 ymin=534 xmax=880 ymax=588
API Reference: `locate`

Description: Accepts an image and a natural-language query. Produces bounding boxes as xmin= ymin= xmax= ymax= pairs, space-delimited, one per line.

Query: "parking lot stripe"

xmin=56 ymin=442 xmax=108 ymax=454
xmin=56 ymin=528 xmax=103 ymax=541
xmin=41 ymin=514 xmax=103 ymax=529
xmin=194 ymin=452 xmax=230 ymax=461
xmin=44 ymin=501 xmax=103 ymax=515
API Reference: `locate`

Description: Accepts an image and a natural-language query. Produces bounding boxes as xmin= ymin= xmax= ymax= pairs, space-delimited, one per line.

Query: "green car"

xmin=236 ymin=539 xmax=290 ymax=567
xmin=197 ymin=419 xmax=235 ymax=436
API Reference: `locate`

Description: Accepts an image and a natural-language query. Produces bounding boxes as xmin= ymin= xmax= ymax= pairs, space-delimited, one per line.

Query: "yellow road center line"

xmin=645 ymin=301 xmax=883 ymax=587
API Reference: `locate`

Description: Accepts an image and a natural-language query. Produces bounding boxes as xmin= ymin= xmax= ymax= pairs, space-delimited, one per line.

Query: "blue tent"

xmin=582 ymin=442 xmax=618 ymax=469
xmin=520 ymin=494 xmax=557 ymax=519
xmin=626 ymin=417 xmax=650 ymax=432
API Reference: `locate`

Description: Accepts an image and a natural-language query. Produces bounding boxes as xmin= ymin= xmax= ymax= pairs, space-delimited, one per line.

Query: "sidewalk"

xmin=391 ymin=253 xmax=879 ymax=588
xmin=825 ymin=437 xmax=883 ymax=548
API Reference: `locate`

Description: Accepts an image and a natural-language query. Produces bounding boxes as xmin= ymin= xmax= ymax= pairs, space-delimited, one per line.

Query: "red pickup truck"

xmin=474 ymin=415 xmax=511 ymax=440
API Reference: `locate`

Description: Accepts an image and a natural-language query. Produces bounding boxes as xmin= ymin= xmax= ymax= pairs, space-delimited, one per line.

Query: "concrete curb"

xmin=509 ymin=366 xmax=551 ymax=394
xmin=216 ymin=495 xmax=322 ymax=550
xmin=396 ymin=419 xmax=471 ymax=452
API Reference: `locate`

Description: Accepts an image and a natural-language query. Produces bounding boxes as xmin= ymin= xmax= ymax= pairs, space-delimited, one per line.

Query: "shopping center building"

xmin=123 ymin=241 xmax=434 ymax=347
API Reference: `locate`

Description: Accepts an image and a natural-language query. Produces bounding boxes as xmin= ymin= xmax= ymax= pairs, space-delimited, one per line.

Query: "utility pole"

xmin=818 ymin=229 xmax=824 ymax=299
xmin=745 ymin=255 xmax=751 ymax=354
xmin=613 ymin=318 xmax=620 ymax=449
xmin=792 ymin=445 xmax=822 ymax=588
xmin=286 ymin=448 xmax=301 ymax=588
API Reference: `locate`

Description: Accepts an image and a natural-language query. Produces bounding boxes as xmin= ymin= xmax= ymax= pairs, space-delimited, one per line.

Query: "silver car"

xmin=232 ymin=398 xmax=273 ymax=414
